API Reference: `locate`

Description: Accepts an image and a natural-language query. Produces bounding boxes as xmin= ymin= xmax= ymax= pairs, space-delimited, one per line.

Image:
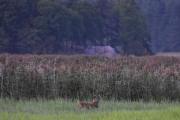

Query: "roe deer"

xmin=77 ymin=95 xmax=100 ymax=109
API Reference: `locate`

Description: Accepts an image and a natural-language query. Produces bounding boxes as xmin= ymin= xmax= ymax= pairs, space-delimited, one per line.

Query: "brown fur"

xmin=77 ymin=96 xmax=100 ymax=109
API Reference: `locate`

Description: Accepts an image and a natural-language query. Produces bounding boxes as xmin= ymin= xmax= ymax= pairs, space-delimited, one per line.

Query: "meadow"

xmin=0 ymin=54 xmax=180 ymax=120
xmin=0 ymin=99 xmax=180 ymax=120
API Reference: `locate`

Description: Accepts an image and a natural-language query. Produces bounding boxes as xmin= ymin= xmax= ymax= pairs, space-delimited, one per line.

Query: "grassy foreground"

xmin=0 ymin=99 xmax=180 ymax=120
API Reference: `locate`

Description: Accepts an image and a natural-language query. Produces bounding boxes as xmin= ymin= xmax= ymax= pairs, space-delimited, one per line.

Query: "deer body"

xmin=78 ymin=96 xmax=100 ymax=109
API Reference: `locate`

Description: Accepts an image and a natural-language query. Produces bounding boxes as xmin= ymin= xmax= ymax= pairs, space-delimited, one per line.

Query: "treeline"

xmin=0 ymin=0 xmax=151 ymax=55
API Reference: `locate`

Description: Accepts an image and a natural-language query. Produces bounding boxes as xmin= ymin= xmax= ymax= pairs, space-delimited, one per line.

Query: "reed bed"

xmin=0 ymin=54 xmax=180 ymax=101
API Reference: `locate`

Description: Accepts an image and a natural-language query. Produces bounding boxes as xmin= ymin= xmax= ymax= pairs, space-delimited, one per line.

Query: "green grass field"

xmin=0 ymin=99 xmax=180 ymax=120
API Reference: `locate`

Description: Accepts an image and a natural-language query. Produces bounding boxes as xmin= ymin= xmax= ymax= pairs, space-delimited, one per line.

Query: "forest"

xmin=0 ymin=0 xmax=151 ymax=55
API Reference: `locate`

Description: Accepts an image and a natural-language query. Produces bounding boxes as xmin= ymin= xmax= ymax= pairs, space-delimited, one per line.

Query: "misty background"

xmin=0 ymin=0 xmax=180 ymax=55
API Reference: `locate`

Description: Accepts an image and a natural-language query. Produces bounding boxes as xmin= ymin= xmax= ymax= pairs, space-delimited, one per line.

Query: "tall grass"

xmin=0 ymin=54 xmax=180 ymax=101
xmin=0 ymin=99 xmax=180 ymax=120
xmin=0 ymin=99 xmax=179 ymax=113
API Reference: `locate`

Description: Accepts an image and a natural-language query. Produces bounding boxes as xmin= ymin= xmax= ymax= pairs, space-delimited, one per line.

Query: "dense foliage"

xmin=0 ymin=0 xmax=151 ymax=55
xmin=136 ymin=0 xmax=180 ymax=52
xmin=0 ymin=55 xmax=179 ymax=101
